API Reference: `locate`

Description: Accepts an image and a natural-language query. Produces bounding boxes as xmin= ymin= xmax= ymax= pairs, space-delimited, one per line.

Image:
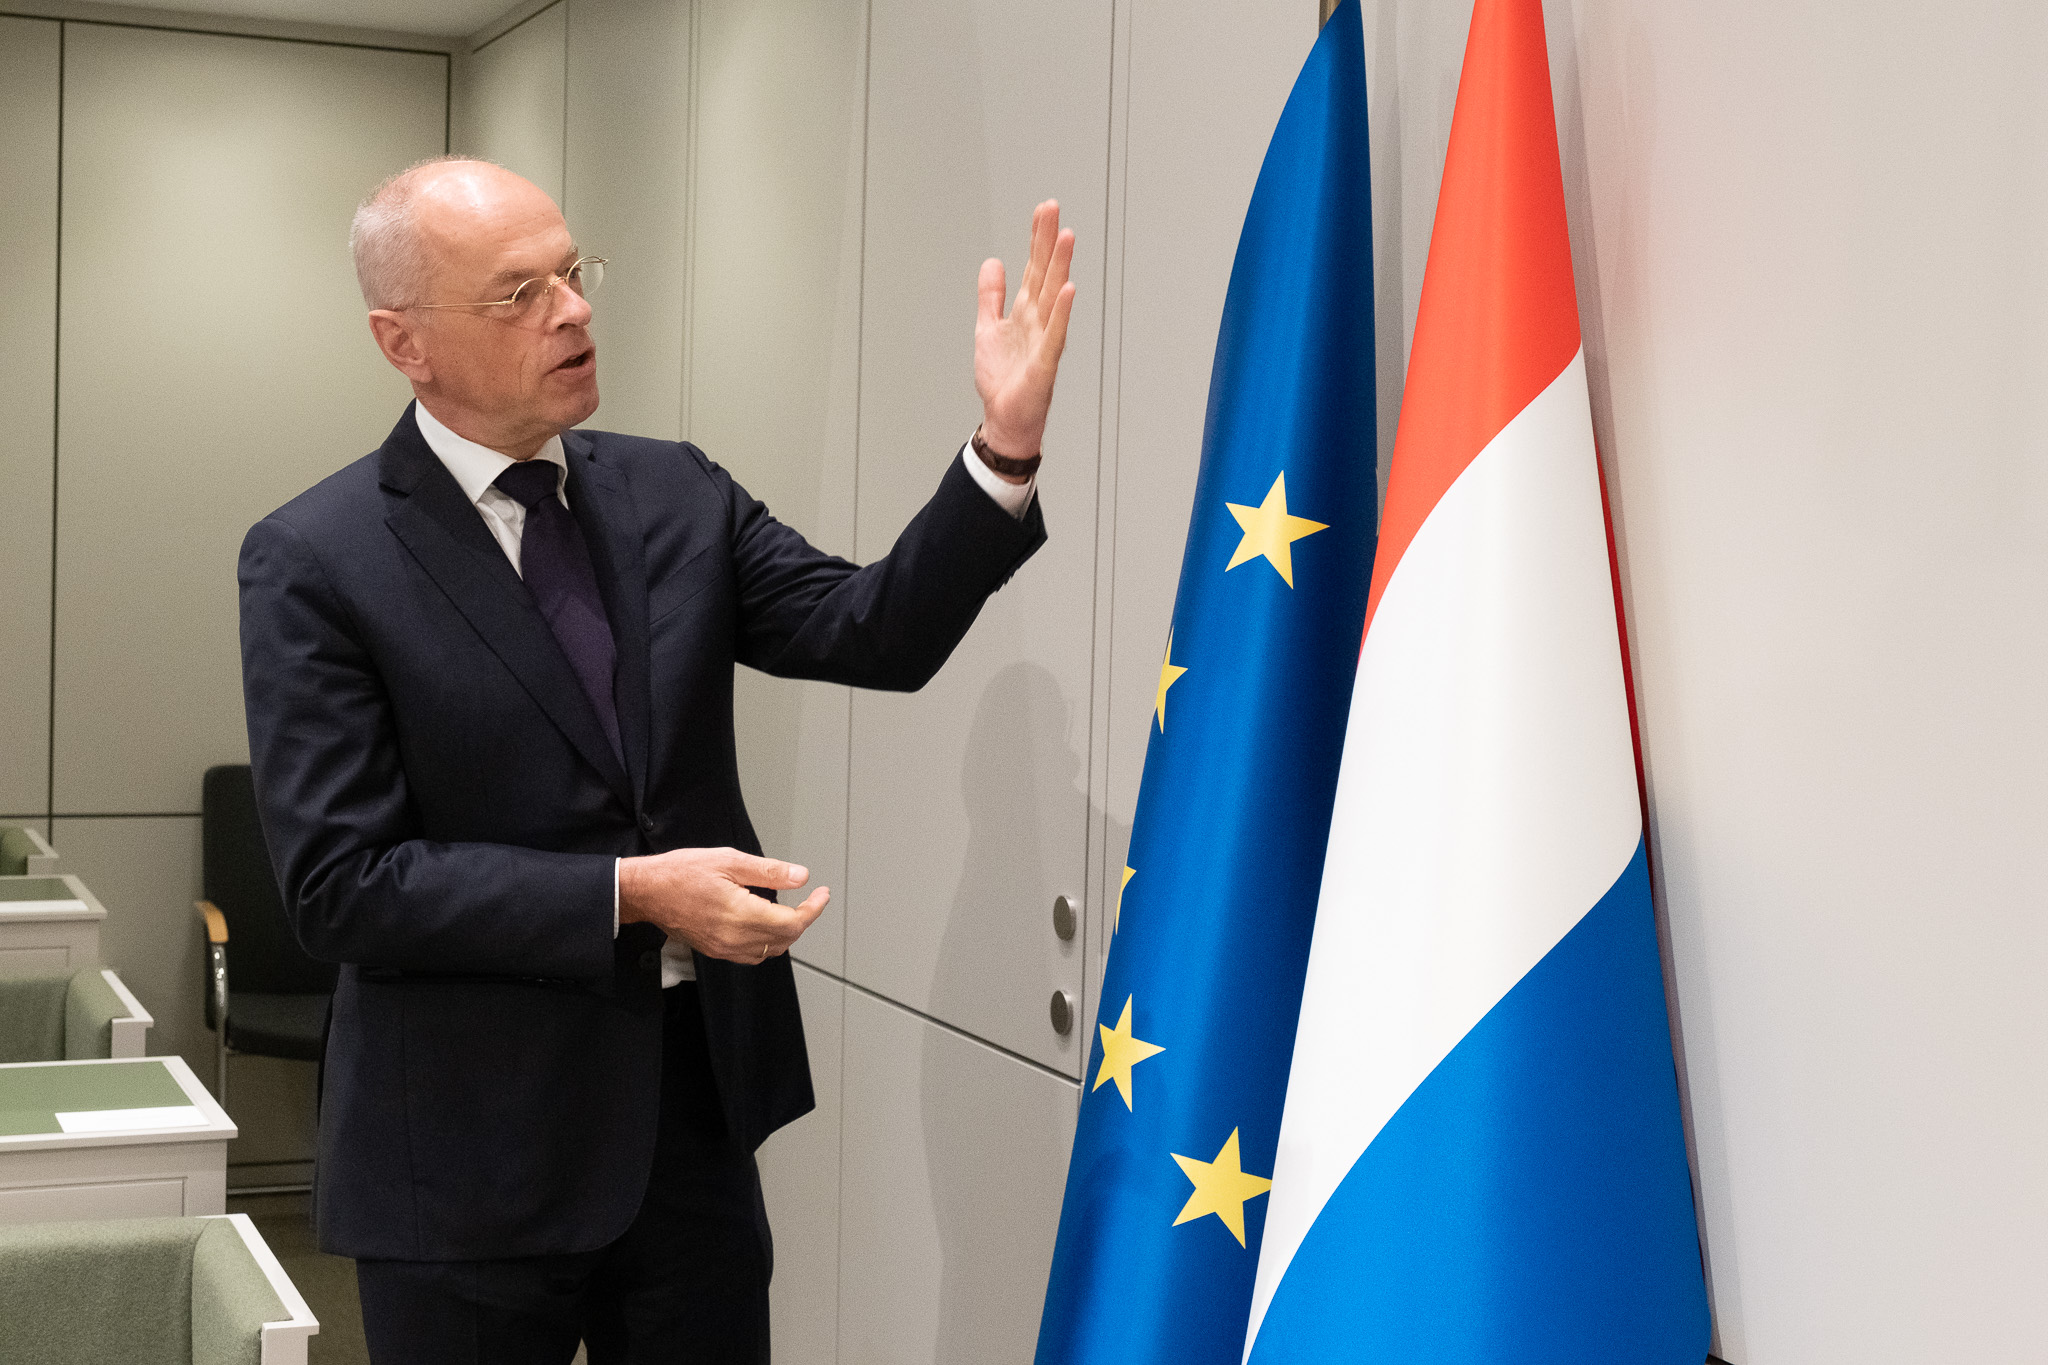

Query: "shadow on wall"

xmin=1543 ymin=12 xmax=1730 ymax=1355
xmin=920 ymin=661 xmax=1124 ymax=1362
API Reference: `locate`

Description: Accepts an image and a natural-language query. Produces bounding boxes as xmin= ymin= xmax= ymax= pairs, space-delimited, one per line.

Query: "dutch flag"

xmin=1242 ymin=1 xmax=1711 ymax=1360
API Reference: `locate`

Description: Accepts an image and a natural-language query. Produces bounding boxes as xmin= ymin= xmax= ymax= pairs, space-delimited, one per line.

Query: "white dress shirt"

xmin=413 ymin=401 xmax=1036 ymax=988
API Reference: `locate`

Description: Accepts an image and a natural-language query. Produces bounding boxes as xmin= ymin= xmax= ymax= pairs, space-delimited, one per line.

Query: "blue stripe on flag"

xmin=1248 ymin=840 xmax=1710 ymax=1363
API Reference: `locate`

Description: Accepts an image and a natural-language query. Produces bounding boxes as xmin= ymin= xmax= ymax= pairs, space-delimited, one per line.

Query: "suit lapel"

xmin=378 ymin=406 xmax=634 ymax=808
xmin=563 ymin=431 xmax=653 ymax=810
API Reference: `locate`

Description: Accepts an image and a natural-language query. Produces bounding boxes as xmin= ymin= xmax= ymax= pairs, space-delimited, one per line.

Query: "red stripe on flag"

xmin=1364 ymin=0 xmax=1582 ymax=638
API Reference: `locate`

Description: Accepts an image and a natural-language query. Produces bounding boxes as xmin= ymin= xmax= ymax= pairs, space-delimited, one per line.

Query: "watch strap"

xmin=972 ymin=427 xmax=1043 ymax=480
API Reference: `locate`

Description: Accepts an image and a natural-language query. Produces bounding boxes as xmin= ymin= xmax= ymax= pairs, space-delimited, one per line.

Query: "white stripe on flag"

xmin=1247 ymin=349 xmax=1642 ymax=1351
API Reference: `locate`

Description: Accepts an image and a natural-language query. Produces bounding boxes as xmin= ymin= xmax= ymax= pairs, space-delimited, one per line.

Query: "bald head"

xmin=351 ymin=157 xmax=556 ymax=309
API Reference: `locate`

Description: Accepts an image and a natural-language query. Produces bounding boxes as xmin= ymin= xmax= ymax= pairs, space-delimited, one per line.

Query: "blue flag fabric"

xmin=1034 ymin=6 xmax=1377 ymax=1362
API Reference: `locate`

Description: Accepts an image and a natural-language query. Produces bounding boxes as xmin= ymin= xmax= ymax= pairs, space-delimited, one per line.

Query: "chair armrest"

xmin=197 ymin=900 xmax=229 ymax=944
xmin=196 ymin=1214 xmax=319 ymax=1365
xmin=63 ymin=967 xmax=153 ymax=1059
xmin=100 ymin=967 xmax=154 ymax=1058
xmin=16 ymin=825 xmax=59 ymax=875
xmin=197 ymin=902 xmax=230 ymax=1039
xmin=0 ymin=825 xmax=57 ymax=876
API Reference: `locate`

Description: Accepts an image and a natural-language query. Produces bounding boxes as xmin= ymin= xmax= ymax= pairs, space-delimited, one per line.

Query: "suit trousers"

xmin=355 ymin=982 xmax=774 ymax=1364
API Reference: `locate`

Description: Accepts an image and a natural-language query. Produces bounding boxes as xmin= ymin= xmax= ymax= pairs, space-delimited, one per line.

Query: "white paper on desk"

xmin=55 ymin=1105 xmax=206 ymax=1133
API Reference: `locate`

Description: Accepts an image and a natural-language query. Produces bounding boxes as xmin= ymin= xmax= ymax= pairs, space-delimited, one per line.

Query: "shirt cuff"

xmin=613 ymin=858 xmax=621 ymax=939
xmin=960 ymin=440 xmax=1036 ymax=519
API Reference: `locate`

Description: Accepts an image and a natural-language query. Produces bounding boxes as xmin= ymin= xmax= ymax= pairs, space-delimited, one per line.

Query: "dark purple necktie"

xmin=494 ymin=459 xmax=623 ymax=766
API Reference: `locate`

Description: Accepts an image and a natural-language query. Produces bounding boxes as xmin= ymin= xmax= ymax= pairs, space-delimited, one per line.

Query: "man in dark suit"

xmin=237 ymin=157 xmax=1076 ymax=1363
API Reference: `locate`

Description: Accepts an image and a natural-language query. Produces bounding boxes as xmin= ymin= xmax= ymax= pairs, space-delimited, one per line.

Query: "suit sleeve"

xmin=717 ymin=447 xmax=1047 ymax=689
xmin=239 ymin=514 xmax=617 ymax=977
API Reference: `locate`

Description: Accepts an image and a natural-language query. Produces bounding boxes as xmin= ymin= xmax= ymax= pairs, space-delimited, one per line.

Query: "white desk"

xmin=0 ymin=1055 xmax=237 ymax=1225
xmin=0 ymin=875 xmax=106 ymax=977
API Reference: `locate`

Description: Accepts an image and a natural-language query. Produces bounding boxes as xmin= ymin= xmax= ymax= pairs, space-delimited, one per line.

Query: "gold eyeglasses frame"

xmin=408 ymin=255 xmax=607 ymax=321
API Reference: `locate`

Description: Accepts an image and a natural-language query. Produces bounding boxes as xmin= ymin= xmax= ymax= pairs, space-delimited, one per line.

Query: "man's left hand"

xmin=974 ymin=200 xmax=1077 ymax=471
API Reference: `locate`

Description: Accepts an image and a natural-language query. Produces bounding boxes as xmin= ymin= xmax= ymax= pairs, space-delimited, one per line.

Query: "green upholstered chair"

xmin=196 ymin=766 xmax=336 ymax=1111
xmin=0 ymin=824 xmax=59 ymax=877
xmin=0 ymin=967 xmax=154 ymax=1063
xmin=0 ymin=1213 xmax=318 ymax=1364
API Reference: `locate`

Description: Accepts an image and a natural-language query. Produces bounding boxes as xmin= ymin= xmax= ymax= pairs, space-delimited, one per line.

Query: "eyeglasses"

xmin=410 ymin=256 xmax=607 ymax=324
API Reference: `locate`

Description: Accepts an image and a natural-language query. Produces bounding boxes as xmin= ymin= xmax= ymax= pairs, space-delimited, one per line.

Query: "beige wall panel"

xmin=564 ymin=0 xmax=690 ymax=443
xmin=838 ymin=987 xmax=1076 ymax=1365
xmin=0 ymin=19 xmax=60 ymax=816
xmin=758 ymin=961 xmax=843 ymax=1364
xmin=692 ymin=0 xmax=869 ymax=975
xmin=52 ymin=26 xmax=444 ymax=814
xmin=1361 ymin=1 xmax=2048 ymax=1358
xmin=1098 ymin=2 xmax=1315 ymax=993
xmin=457 ymin=1 xmax=567 ymax=203
xmin=845 ymin=0 xmax=1111 ymax=1074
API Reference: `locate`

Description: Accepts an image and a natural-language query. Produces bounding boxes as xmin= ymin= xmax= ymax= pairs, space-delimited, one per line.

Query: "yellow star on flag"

xmin=1170 ymin=1127 xmax=1273 ymax=1247
xmin=1115 ymin=865 xmax=1135 ymax=934
xmin=1154 ymin=629 xmax=1188 ymax=732
xmin=1092 ymin=996 xmax=1165 ymax=1110
xmin=1224 ymin=472 xmax=1328 ymax=587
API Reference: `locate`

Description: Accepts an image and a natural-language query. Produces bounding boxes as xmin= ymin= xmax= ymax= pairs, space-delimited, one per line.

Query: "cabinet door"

xmin=0 ymin=18 xmax=59 ymax=817
xmin=846 ymin=0 xmax=1112 ymax=1073
xmin=838 ymin=987 xmax=1077 ymax=1365
xmin=690 ymin=0 xmax=870 ymax=976
xmin=53 ymin=26 xmax=445 ymax=813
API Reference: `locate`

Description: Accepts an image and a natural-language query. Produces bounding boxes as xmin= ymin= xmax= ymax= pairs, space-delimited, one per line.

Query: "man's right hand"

xmin=617 ymin=848 xmax=829 ymax=963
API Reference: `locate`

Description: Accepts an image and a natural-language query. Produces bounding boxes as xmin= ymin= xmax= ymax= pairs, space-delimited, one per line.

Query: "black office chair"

xmin=196 ymin=765 xmax=336 ymax=1113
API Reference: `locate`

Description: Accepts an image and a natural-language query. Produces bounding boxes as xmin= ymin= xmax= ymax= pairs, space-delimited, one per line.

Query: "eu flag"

xmin=1034 ymin=5 xmax=1376 ymax=1361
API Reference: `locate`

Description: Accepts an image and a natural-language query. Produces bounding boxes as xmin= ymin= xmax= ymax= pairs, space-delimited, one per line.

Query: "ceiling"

xmin=130 ymin=0 xmax=517 ymax=39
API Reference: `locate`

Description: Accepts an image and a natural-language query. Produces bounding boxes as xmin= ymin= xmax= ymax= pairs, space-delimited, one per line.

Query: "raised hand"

xmin=618 ymin=847 xmax=830 ymax=964
xmin=975 ymin=200 xmax=1078 ymax=467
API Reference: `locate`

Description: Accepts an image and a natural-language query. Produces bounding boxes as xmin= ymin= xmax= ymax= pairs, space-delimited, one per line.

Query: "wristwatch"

xmin=972 ymin=426 xmax=1043 ymax=481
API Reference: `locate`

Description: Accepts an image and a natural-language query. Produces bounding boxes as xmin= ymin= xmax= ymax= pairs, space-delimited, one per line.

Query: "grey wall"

xmin=0 ymin=9 xmax=448 ymax=1181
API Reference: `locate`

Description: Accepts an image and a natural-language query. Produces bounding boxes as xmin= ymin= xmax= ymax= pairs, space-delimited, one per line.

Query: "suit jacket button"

xmin=639 ymin=813 xmax=656 ymax=834
xmin=639 ymin=951 xmax=660 ymax=971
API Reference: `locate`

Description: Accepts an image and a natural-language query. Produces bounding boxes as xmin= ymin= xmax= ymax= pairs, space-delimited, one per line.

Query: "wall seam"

xmin=45 ymin=18 xmax=63 ymax=839
xmin=468 ymin=0 xmax=561 ymax=57
xmin=45 ymin=811 xmax=202 ymax=819
xmin=556 ymin=0 xmax=568 ymax=217
xmin=832 ymin=937 xmax=848 ymax=1365
xmin=1097 ymin=0 xmax=1137 ymax=1004
xmin=835 ymin=5 xmax=875 ymax=1359
xmin=797 ymin=956 xmax=1079 ymax=1090
xmin=1076 ymin=0 xmax=1131 ymax=1081
xmin=677 ymin=0 xmax=699 ymax=441
xmin=0 ymin=11 xmax=446 ymax=56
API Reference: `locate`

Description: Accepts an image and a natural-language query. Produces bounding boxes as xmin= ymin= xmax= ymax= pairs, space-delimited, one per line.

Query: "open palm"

xmin=975 ymin=200 xmax=1077 ymax=463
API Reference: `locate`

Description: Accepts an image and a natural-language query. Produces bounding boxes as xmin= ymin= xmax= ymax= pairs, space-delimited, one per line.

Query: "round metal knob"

xmin=1052 ymin=894 xmax=1079 ymax=941
xmin=1049 ymin=989 xmax=1074 ymax=1036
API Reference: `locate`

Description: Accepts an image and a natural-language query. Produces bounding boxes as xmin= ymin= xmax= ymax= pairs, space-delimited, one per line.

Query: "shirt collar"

xmin=412 ymin=400 xmax=568 ymax=507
